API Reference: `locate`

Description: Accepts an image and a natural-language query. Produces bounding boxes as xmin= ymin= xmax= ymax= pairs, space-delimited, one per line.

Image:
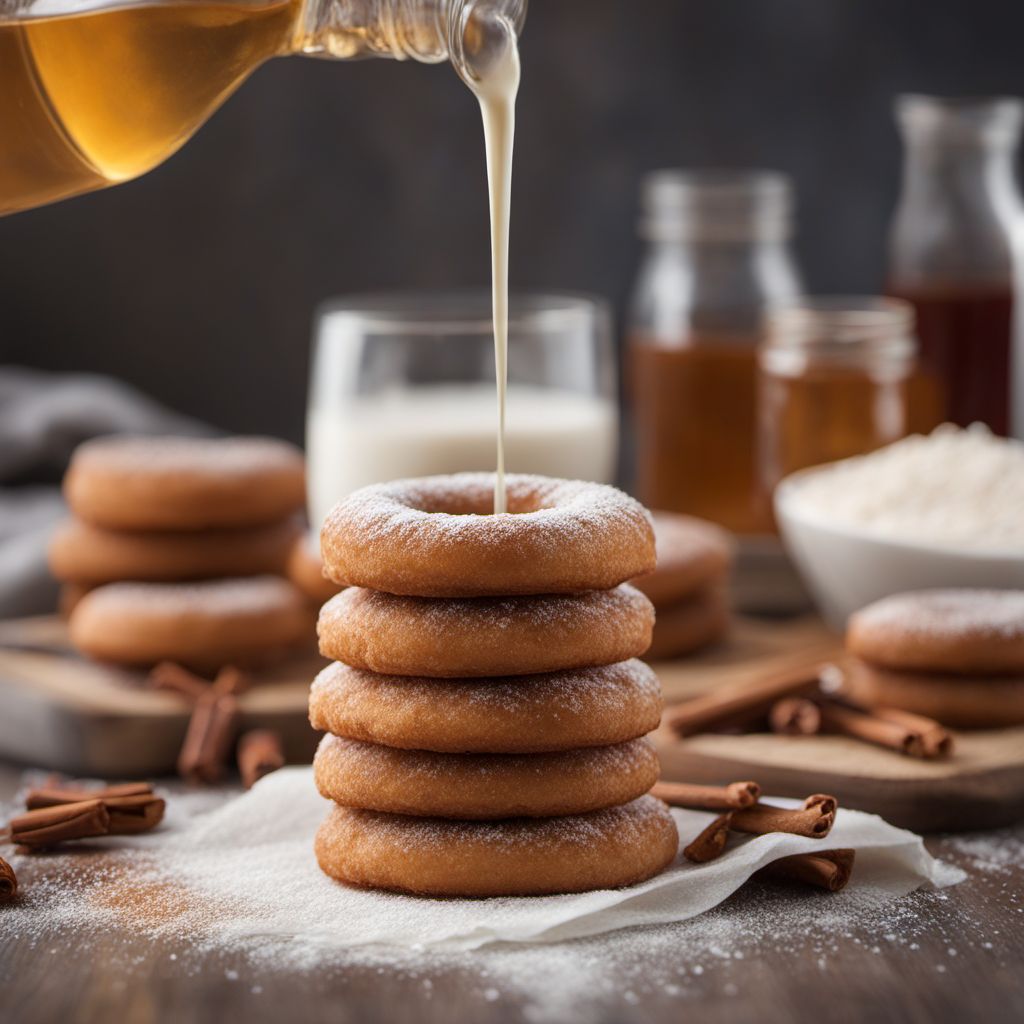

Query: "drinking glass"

xmin=306 ymin=291 xmax=616 ymax=529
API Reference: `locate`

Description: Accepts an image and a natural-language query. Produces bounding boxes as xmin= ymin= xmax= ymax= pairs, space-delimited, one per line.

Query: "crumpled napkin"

xmin=139 ymin=768 xmax=964 ymax=952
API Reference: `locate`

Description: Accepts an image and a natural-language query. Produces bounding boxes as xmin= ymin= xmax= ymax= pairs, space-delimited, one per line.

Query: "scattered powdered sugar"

xmin=2 ymin=772 xmax=1001 ymax=1021
xmin=943 ymin=830 xmax=1024 ymax=875
xmin=851 ymin=589 xmax=1024 ymax=643
xmin=785 ymin=424 xmax=1024 ymax=550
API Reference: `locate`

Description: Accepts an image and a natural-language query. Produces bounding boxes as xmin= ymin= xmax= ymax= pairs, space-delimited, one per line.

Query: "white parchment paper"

xmin=131 ymin=767 xmax=963 ymax=952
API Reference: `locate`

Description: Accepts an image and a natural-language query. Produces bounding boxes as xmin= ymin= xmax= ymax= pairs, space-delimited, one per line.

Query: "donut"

xmin=847 ymin=589 xmax=1024 ymax=675
xmin=314 ymin=796 xmax=679 ymax=896
xmin=64 ymin=435 xmax=305 ymax=531
xmin=647 ymin=586 xmax=729 ymax=661
xmin=317 ymin=584 xmax=654 ymax=677
xmin=287 ymin=532 xmax=342 ymax=604
xmin=48 ymin=517 xmax=301 ymax=586
xmin=308 ymin=658 xmax=662 ymax=753
xmin=843 ymin=657 xmax=1024 ymax=729
xmin=633 ymin=512 xmax=734 ymax=607
xmin=313 ymin=734 xmax=660 ymax=818
xmin=320 ymin=473 xmax=655 ymax=597
xmin=69 ymin=576 xmax=313 ymax=670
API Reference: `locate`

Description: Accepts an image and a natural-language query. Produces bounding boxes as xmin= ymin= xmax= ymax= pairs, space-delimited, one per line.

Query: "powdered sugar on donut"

xmin=80 ymin=576 xmax=306 ymax=616
xmin=320 ymin=473 xmax=655 ymax=597
xmin=333 ymin=795 xmax=673 ymax=854
xmin=72 ymin=435 xmax=303 ymax=476
xmin=853 ymin=589 xmax=1024 ymax=643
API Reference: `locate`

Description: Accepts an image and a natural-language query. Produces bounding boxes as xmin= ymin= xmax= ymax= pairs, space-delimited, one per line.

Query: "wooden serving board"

xmin=0 ymin=616 xmax=322 ymax=776
xmin=651 ymin=617 xmax=1024 ymax=832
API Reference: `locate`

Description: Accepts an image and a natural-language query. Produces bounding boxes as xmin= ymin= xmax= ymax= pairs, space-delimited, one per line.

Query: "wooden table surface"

xmin=1 ymin=762 xmax=1021 ymax=1024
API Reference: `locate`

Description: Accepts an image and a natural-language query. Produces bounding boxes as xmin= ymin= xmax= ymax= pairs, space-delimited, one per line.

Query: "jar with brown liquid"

xmin=627 ymin=171 xmax=802 ymax=535
xmin=758 ymin=297 xmax=916 ymax=504
xmin=887 ymin=95 xmax=1024 ymax=436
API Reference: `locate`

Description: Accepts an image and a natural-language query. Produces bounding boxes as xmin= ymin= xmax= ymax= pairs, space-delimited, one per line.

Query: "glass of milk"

xmin=306 ymin=291 xmax=617 ymax=529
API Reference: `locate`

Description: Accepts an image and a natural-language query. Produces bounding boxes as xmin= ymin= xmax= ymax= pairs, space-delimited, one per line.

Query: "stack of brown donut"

xmin=309 ymin=473 xmax=680 ymax=897
xmin=844 ymin=589 xmax=1024 ymax=729
xmin=51 ymin=436 xmax=312 ymax=671
xmin=632 ymin=512 xmax=734 ymax=660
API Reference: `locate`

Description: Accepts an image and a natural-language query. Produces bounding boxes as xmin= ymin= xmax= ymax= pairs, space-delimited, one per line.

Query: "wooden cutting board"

xmin=650 ymin=617 xmax=1024 ymax=832
xmin=0 ymin=616 xmax=321 ymax=776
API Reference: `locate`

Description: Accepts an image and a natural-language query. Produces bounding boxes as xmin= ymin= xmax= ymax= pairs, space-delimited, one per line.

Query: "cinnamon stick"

xmin=178 ymin=691 xmax=239 ymax=784
xmin=730 ymin=794 xmax=837 ymax=838
xmin=758 ymin=849 xmax=855 ymax=892
xmin=8 ymin=800 xmax=110 ymax=848
xmin=769 ymin=697 xmax=822 ymax=736
xmin=815 ymin=700 xmax=928 ymax=758
xmin=0 ymin=857 xmax=16 ymax=899
xmin=25 ymin=784 xmax=163 ymax=835
xmin=664 ymin=664 xmax=825 ymax=737
xmin=651 ymin=780 xmax=760 ymax=811
xmin=25 ymin=782 xmax=153 ymax=810
xmin=683 ymin=812 xmax=734 ymax=863
xmin=101 ymin=794 xmax=166 ymax=834
xmin=213 ymin=665 xmax=250 ymax=698
xmin=149 ymin=661 xmax=210 ymax=701
xmin=237 ymin=729 xmax=285 ymax=789
xmin=862 ymin=705 xmax=953 ymax=758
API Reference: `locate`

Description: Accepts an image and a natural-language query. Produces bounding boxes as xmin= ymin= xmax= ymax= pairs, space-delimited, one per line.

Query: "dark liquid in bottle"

xmin=887 ymin=284 xmax=1013 ymax=434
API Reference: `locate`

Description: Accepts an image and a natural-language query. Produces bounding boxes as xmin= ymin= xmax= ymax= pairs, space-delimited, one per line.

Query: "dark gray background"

xmin=2 ymin=0 xmax=1022 ymax=441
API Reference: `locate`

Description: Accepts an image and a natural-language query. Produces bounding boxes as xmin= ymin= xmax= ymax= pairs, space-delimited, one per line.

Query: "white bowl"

xmin=774 ymin=463 xmax=1024 ymax=629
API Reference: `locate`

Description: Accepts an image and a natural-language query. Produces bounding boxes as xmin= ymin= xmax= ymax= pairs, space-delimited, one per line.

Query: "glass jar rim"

xmin=896 ymin=93 xmax=1024 ymax=146
xmin=315 ymin=290 xmax=608 ymax=336
xmin=639 ymin=168 xmax=793 ymax=242
xmin=764 ymin=296 xmax=916 ymax=365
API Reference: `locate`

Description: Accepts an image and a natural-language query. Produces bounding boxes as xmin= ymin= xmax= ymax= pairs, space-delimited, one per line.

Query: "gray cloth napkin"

xmin=0 ymin=366 xmax=210 ymax=618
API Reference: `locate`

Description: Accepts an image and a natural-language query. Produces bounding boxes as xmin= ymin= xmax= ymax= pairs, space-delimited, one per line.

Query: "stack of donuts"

xmin=633 ymin=512 xmax=734 ymax=661
xmin=844 ymin=589 xmax=1024 ymax=729
xmin=51 ymin=435 xmax=312 ymax=671
xmin=309 ymin=473 xmax=680 ymax=897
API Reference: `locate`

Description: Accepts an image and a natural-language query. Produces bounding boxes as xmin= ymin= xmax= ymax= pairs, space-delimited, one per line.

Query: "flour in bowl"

xmin=784 ymin=424 xmax=1024 ymax=550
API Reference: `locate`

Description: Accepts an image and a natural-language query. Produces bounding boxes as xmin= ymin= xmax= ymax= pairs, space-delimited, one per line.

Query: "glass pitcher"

xmin=0 ymin=0 xmax=526 ymax=215
xmin=887 ymin=94 xmax=1024 ymax=436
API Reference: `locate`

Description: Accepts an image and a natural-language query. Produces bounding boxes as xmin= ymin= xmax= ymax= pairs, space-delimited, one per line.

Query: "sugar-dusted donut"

xmin=313 ymin=734 xmax=660 ymax=818
xmin=633 ymin=512 xmax=734 ymax=607
xmin=647 ymin=586 xmax=730 ymax=661
xmin=69 ymin=576 xmax=313 ymax=670
xmin=843 ymin=657 xmax=1024 ymax=729
xmin=320 ymin=473 xmax=655 ymax=597
xmin=315 ymin=796 xmax=679 ymax=896
xmin=308 ymin=658 xmax=662 ymax=753
xmin=317 ymin=584 xmax=654 ymax=677
xmin=847 ymin=589 xmax=1024 ymax=675
xmin=287 ymin=531 xmax=343 ymax=604
xmin=64 ymin=435 xmax=305 ymax=531
xmin=48 ymin=517 xmax=301 ymax=586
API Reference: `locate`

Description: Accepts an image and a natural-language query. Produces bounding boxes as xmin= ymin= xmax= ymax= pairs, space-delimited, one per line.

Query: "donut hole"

xmin=410 ymin=485 xmax=550 ymax=518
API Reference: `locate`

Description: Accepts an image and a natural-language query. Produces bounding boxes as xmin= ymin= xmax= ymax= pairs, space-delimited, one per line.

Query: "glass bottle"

xmin=887 ymin=94 xmax=1024 ymax=436
xmin=0 ymin=0 xmax=527 ymax=216
xmin=627 ymin=170 xmax=802 ymax=536
xmin=758 ymin=297 xmax=916 ymax=503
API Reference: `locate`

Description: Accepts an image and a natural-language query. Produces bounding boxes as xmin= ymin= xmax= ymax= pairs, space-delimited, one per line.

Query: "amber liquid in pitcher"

xmin=629 ymin=334 xmax=772 ymax=536
xmin=888 ymin=283 xmax=1013 ymax=435
xmin=0 ymin=0 xmax=302 ymax=214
